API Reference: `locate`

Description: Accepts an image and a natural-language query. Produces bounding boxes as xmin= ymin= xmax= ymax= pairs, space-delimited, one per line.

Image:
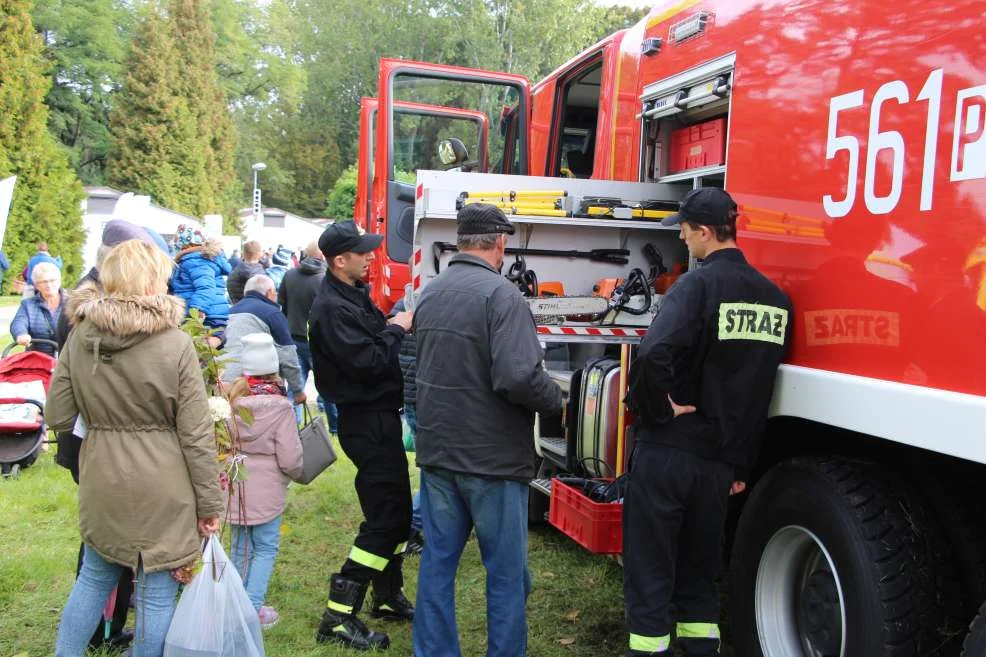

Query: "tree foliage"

xmin=294 ymin=0 xmax=645 ymax=218
xmin=30 ymin=0 xmax=648 ymax=233
xmin=107 ymin=0 xmax=237 ymax=229
xmin=32 ymin=0 xmax=131 ymax=184
xmin=171 ymin=0 xmax=238 ymax=227
xmin=0 ymin=0 xmax=85 ymax=286
xmin=106 ymin=3 xmax=206 ymax=215
xmin=325 ymin=164 xmax=358 ymax=220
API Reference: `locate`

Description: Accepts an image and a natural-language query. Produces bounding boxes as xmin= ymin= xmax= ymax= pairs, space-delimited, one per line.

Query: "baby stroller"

xmin=0 ymin=339 xmax=58 ymax=477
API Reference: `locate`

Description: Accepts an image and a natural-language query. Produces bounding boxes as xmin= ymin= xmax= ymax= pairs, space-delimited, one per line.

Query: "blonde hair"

xmin=31 ymin=262 xmax=61 ymax=285
xmin=226 ymin=374 xmax=281 ymax=409
xmin=101 ymin=240 xmax=174 ymax=296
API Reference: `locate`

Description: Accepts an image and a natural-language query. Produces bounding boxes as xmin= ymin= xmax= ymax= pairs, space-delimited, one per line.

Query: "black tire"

xmin=729 ymin=456 xmax=941 ymax=657
xmin=961 ymin=602 xmax=986 ymax=657
xmin=913 ymin=470 xmax=986 ymax=624
xmin=18 ymin=447 xmax=39 ymax=469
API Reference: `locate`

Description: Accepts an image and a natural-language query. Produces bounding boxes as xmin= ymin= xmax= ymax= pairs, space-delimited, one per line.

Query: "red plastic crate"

xmin=669 ymin=117 xmax=726 ymax=173
xmin=548 ymin=478 xmax=623 ymax=554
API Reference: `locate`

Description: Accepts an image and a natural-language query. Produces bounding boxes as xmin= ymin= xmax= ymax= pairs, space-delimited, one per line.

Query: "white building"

xmin=81 ymin=186 xmax=205 ymax=272
xmin=237 ymin=207 xmax=328 ymax=253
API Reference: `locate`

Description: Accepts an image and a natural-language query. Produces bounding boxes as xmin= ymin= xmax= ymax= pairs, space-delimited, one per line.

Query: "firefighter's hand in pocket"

xmin=668 ymin=395 xmax=697 ymax=418
xmin=729 ymin=481 xmax=747 ymax=496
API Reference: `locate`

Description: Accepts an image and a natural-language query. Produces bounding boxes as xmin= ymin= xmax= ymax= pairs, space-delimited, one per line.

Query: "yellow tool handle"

xmin=503 ymin=208 xmax=568 ymax=217
xmin=584 ymin=207 xmax=675 ymax=219
xmin=585 ymin=207 xmax=614 ymax=216
xmin=632 ymin=209 xmax=675 ymax=219
xmin=463 ymin=189 xmax=567 ymax=200
xmin=463 ymin=198 xmax=561 ymax=209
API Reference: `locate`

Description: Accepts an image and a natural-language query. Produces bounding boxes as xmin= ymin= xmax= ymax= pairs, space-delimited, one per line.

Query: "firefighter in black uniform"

xmin=624 ymin=188 xmax=792 ymax=657
xmin=310 ymin=220 xmax=414 ymax=650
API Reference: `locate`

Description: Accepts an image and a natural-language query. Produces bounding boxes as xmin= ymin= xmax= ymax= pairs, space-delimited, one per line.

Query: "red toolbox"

xmin=548 ymin=478 xmax=623 ymax=554
xmin=669 ymin=117 xmax=726 ymax=173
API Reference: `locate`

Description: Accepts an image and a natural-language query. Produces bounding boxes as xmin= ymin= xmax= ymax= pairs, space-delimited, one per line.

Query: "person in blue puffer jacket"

xmin=170 ymin=224 xmax=232 ymax=330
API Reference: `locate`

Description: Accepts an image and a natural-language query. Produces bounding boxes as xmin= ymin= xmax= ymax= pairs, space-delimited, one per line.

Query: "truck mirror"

xmin=438 ymin=138 xmax=468 ymax=166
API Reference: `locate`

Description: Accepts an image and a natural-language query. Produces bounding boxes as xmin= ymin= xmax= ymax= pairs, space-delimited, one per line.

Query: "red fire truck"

xmin=357 ymin=2 xmax=986 ymax=655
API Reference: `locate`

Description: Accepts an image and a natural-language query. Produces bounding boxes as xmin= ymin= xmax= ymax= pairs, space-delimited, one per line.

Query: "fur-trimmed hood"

xmin=176 ymin=239 xmax=223 ymax=262
xmin=68 ymin=282 xmax=186 ymax=351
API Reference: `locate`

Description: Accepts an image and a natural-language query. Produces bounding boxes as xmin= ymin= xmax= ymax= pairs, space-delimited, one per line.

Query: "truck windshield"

xmin=391 ymin=74 xmax=524 ymax=177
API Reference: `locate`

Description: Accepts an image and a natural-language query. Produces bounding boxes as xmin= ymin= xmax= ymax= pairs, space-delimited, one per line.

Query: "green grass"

xmin=0 ymin=295 xmax=23 ymax=308
xmin=0 ymin=442 xmax=630 ymax=657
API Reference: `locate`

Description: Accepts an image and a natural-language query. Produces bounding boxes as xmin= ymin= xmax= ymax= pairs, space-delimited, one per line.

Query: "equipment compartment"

xmin=669 ymin=117 xmax=726 ymax=173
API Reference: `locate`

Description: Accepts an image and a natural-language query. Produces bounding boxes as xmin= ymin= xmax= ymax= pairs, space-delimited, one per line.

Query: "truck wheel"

xmin=961 ymin=602 xmax=986 ymax=657
xmin=729 ymin=456 xmax=939 ymax=657
xmin=914 ymin=471 xmax=986 ymax=623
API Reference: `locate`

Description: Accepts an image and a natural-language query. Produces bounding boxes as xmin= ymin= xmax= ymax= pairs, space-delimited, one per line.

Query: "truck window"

xmin=553 ymin=58 xmax=603 ymax=178
xmin=394 ymin=111 xmax=487 ymax=177
xmin=640 ymin=53 xmax=734 ymax=192
xmin=391 ymin=76 xmax=523 ymax=179
xmin=385 ymin=75 xmax=525 ymax=264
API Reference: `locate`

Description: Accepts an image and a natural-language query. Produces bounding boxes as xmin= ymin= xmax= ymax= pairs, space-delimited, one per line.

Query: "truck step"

xmin=530 ymin=477 xmax=553 ymax=496
xmin=539 ymin=436 xmax=567 ymax=457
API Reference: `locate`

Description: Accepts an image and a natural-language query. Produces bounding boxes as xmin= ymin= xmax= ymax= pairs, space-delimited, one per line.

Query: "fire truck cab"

xmin=357 ymin=2 xmax=986 ymax=655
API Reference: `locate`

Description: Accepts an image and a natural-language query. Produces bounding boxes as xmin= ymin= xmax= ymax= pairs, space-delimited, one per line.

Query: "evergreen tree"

xmin=171 ymin=0 xmax=238 ymax=231
xmin=0 ymin=0 xmax=85 ymax=287
xmin=108 ymin=0 xmax=238 ymax=233
xmin=107 ymin=3 xmax=207 ymax=216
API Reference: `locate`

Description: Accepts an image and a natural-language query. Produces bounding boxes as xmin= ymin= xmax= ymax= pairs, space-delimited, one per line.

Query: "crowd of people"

xmin=37 ymin=188 xmax=788 ymax=657
xmin=22 ymin=221 xmax=336 ymax=655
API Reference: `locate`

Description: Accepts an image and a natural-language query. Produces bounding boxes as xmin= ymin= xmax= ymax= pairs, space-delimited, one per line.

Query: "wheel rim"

xmin=755 ymin=525 xmax=846 ymax=657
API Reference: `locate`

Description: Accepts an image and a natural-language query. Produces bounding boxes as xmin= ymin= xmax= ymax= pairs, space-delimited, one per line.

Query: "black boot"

xmin=316 ymin=575 xmax=390 ymax=650
xmin=370 ymin=557 xmax=414 ymax=622
xmin=370 ymin=588 xmax=415 ymax=622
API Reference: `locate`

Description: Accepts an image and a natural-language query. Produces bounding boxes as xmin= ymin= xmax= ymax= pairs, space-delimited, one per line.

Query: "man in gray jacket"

xmin=222 ymin=274 xmax=305 ymax=405
xmin=412 ymin=203 xmax=563 ymax=657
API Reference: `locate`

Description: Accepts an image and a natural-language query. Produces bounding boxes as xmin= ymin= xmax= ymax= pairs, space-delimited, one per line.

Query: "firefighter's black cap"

xmin=318 ymin=219 xmax=383 ymax=258
xmin=661 ymin=188 xmax=738 ymax=227
xmin=457 ymin=203 xmax=516 ymax=236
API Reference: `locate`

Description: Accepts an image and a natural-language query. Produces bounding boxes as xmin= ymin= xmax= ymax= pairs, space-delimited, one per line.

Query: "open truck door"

xmin=368 ymin=59 xmax=530 ymax=311
xmin=355 ymin=97 xmax=491 ymax=234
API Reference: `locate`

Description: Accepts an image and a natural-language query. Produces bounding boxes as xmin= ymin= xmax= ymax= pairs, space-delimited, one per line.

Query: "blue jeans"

xmin=412 ymin=468 xmax=532 ymax=657
xmin=295 ymin=339 xmax=337 ymax=432
xmin=231 ymin=515 xmax=283 ymax=611
xmin=56 ymin=546 xmax=179 ymax=657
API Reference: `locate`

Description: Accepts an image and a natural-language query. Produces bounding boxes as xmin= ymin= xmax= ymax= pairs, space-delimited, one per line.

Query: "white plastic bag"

xmin=164 ymin=535 xmax=265 ymax=657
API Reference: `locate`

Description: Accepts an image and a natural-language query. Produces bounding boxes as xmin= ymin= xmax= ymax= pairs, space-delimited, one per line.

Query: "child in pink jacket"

xmin=227 ymin=333 xmax=304 ymax=629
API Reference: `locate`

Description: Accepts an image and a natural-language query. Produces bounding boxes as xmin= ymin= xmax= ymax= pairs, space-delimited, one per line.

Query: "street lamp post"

xmin=251 ymin=162 xmax=267 ymax=231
